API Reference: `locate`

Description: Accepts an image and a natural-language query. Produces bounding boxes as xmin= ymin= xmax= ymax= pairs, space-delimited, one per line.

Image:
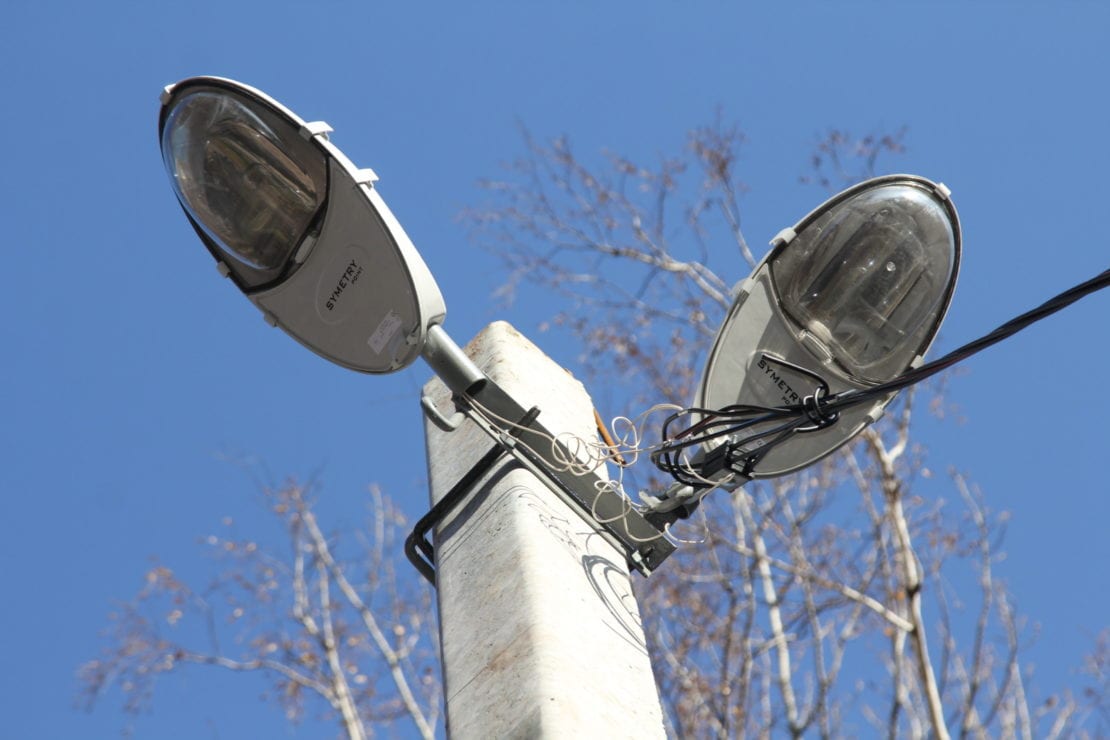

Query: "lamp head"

xmin=159 ymin=77 xmax=446 ymax=373
xmin=698 ymin=175 xmax=961 ymax=477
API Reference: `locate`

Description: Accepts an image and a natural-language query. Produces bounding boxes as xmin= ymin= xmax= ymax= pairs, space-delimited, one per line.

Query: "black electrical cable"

xmin=825 ymin=267 xmax=1110 ymax=414
xmin=652 ymin=404 xmax=795 ymax=463
xmin=651 ymin=398 xmax=823 ymax=488
xmin=653 ymin=267 xmax=1110 ymax=487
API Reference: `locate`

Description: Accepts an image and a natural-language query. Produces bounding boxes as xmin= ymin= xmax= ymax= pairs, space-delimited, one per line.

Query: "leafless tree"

xmin=83 ymin=119 xmax=1105 ymax=738
xmin=80 ymin=483 xmax=441 ymax=739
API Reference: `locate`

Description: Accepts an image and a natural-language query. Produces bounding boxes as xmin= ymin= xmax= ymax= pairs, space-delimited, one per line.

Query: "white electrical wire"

xmin=461 ymin=394 xmax=686 ymax=543
xmin=463 ymin=394 xmax=682 ymax=477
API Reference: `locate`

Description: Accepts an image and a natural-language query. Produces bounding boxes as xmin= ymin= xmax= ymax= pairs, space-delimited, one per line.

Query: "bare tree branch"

xmin=298 ymin=498 xmax=436 ymax=740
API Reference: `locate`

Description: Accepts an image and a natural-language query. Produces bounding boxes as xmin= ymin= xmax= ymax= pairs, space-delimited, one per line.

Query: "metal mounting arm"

xmin=409 ymin=328 xmax=676 ymax=584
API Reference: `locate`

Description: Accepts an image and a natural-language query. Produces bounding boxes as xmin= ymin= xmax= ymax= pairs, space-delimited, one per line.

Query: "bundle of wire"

xmin=652 ymin=267 xmax=1110 ymax=487
xmin=460 ymin=391 xmax=693 ymax=536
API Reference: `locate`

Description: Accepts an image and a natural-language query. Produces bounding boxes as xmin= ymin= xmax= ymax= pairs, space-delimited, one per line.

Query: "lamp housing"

xmin=697 ymin=175 xmax=961 ymax=477
xmin=159 ymin=76 xmax=446 ymax=374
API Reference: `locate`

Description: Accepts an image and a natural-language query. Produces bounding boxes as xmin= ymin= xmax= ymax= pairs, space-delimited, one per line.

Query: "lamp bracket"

xmin=353 ymin=168 xmax=379 ymax=186
xmin=300 ymin=120 xmax=333 ymax=140
xmin=406 ymin=379 xmax=676 ymax=585
xmin=770 ymin=226 xmax=796 ymax=247
xmin=420 ymin=394 xmax=465 ymax=431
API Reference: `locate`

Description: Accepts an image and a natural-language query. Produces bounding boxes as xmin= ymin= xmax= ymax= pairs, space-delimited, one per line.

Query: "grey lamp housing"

xmin=697 ymin=175 xmax=961 ymax=477
xmin=159 ymin=76 xmax=446 ymax=374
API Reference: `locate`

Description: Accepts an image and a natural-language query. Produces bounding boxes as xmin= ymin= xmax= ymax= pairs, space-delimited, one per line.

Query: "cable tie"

xmin=801 ymin=387 xmax=840 ymax=430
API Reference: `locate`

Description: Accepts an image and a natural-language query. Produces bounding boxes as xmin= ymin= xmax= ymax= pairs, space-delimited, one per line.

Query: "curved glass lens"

xmin=770 ymin=184 xmax=956 ymax=383
xmin=161 ymin=88 xmax=327 ymax=274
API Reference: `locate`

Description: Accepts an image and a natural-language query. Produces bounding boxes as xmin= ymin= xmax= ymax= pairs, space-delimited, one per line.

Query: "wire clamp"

xmin=800 ymin=386 xmax=840 ymax=431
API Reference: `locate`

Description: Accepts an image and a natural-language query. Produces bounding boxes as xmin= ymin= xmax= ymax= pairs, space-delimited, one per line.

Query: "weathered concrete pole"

xmin=421 ymin=321 xmax=666 ymax=739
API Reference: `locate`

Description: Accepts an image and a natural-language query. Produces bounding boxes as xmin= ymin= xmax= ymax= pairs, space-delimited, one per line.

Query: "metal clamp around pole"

xmin=408 ymin=380 xmax=677 ymax=585
xmin=405 ymin=403 xmax=540 ymax=584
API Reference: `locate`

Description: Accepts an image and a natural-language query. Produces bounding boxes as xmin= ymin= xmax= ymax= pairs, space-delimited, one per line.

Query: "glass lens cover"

xmin=770 ymin=184 xmax=956 ymax=383
xmin=161 ymin=87 xmax=327 ymax=278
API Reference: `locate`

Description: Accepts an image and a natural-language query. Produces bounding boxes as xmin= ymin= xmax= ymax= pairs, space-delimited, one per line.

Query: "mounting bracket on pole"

xmin=406 ymin=377 xmax=676 ymax=585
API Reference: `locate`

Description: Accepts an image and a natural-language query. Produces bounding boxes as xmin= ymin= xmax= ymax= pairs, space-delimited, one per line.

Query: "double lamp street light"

xmin=160 ymin=76 xmax=961 ymax=577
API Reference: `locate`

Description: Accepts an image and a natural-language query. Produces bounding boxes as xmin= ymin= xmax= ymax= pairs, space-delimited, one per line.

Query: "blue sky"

xmin=1 ymin=2 xmax=1107 ymax=737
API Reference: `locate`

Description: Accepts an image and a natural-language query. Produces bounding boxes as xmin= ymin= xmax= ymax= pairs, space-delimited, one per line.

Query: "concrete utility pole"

xmin=422 ymin=321 xmax=666 ymax=739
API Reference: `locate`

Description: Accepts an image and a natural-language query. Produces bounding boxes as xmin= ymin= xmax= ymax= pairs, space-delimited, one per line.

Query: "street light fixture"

xmin=159 ymin=76 xmax=676 ymax=579
xmin=647 ymin=175 xmax=961 ymax=519
xmin=160 ymin=76 xmax=447 ymax=376
xmin=159 ymin=77 xmax=980 ymax=570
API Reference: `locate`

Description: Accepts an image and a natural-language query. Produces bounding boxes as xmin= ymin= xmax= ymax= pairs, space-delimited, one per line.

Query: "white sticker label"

xmin=368 ymin=310 xmax=404 ymax=355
